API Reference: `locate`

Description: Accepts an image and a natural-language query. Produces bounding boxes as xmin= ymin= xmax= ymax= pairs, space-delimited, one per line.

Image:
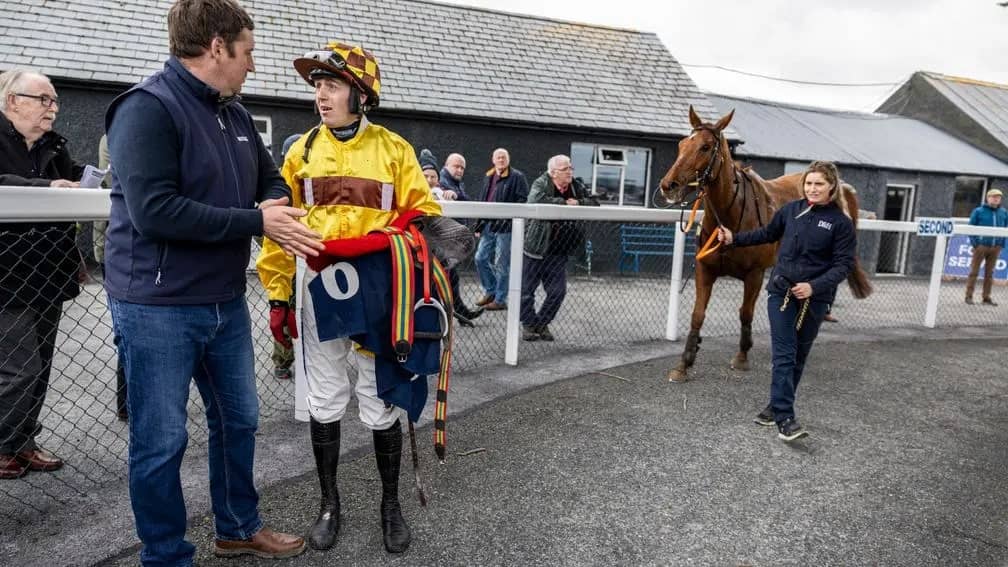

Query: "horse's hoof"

xmin=731 ymin=357 xmax=750 ymax=371
xmin=667 ymin=369 xmax=688 ymax=383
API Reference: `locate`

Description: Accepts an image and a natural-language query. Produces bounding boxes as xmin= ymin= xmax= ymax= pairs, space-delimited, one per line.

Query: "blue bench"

xmin=618 ymin=224 xmax=688 ymax=274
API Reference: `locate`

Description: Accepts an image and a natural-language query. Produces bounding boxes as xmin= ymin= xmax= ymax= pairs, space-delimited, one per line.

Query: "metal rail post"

xmin=666 ymin=227 xmax=687 ymax=340
xmin=924 ymin=234 xmax=947 ymax=328
xmin=504 ymin=218 xmax=525 ymax=365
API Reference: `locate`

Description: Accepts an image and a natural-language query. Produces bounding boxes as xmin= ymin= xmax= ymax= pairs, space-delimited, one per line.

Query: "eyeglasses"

xmin=555 ymin=165 xmax=574 ymax=172
xmin=14 ymin=93 xmax=58 ymax=108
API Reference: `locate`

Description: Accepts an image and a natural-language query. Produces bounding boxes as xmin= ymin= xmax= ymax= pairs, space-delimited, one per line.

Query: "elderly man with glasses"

xmin=520 ymin=154 xmax=598 ymax=341
xmin=0 ymin=68 xmax=82 ymax=480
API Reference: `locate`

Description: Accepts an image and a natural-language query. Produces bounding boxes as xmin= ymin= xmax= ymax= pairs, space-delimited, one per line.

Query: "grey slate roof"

xmin=880 ymin=71 xmax=1008 ymax=162
xmin=0 ymin=0 xmax=717 ymax=137
xmin=920 ymin=73 xmax=1008 ymax=141
xmin=709 ymin=93 xmax=1008 ymax=177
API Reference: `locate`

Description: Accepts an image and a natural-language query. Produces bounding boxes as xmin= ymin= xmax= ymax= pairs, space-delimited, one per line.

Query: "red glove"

xmin=269 ymin=300 xmax=298 ymax=348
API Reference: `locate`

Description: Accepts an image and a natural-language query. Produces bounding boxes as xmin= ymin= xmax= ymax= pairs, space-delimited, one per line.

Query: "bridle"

xmin=653 ymin=125 xmax=724 ymax=211
xmin=666 ymin=126 xmax=767 ymax=263
xmin=673 ymin=126 xmax=727 ymax=261
xmin=692 ymin=125 xmax=724 ymax=190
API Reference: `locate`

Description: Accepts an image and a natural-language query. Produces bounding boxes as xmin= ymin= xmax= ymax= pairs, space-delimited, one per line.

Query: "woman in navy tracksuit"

xmin=718 ymin=161 xmax=856 ymax=442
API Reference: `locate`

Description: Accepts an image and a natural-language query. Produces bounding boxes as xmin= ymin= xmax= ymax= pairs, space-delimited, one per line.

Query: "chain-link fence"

xmin=671 ymin=223 xmax=1008 ymax=340
xmin=2 ymin=198 xmax=1008 ymax=521
xmin=0 ymin=214 xmax=684 ymax=515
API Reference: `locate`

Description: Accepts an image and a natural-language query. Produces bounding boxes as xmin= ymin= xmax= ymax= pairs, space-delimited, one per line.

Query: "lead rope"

xmin=779 ymin=291 xmax=810 ymax=331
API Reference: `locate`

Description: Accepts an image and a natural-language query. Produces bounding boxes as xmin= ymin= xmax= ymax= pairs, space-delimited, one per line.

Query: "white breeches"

xmin=293 ymin=266 xmax=403 ymax=429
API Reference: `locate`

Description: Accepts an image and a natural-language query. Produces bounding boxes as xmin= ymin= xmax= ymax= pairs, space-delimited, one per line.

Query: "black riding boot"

xmin=373 ymin=420 xmax=411 ymax=553
xmin=454 ymin=300 xmax=484 ymax=322
xmin=450 ymin=268 xmax=483 ymax=323
xmin=309 ymin=418 xmax=341 ymax=550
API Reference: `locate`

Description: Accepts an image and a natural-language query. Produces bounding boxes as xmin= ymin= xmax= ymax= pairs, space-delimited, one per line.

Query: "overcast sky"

xmin=438 ymin=0 xmax=1008 ymax=112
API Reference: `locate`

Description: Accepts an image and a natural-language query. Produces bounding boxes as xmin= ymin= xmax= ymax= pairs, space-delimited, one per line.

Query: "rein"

xmin=681 ymin=154 xmax=770 ymax=263
xmin=680 ymin=125 xmax=730 ymax=261
xmin=667 ymin=125 xmax=773 ymax=273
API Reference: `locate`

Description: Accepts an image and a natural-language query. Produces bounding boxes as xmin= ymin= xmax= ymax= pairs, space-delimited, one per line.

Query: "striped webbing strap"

xmin=381 ymin=225 xmax=454 ymax=462
xmin=384 ymin=228 xmax=416 ymax=359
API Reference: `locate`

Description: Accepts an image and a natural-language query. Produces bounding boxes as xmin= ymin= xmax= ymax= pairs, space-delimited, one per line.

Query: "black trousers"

xmin=0 ymin=301 xmax=63 ymax=454
xmin=520 ymin=254 xmax=568 ymax=327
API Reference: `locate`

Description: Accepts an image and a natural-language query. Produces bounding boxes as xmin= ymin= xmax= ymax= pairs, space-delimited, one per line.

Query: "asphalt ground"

xmin=94 ymin=329 xmax=1008 ymax=567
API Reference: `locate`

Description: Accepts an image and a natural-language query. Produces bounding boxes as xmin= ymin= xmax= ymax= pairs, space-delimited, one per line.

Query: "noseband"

xmin=673 ymin=126 xmax=725 ymax=225
xmin=674 ymin=126 xmax=733 ymax=261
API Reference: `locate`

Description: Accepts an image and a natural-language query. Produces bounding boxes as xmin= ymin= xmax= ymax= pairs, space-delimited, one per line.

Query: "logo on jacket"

xmin=236 ymin=135 xmax=249 ymax=142
xmin=818 ymin=220 xmax=833 ymax=230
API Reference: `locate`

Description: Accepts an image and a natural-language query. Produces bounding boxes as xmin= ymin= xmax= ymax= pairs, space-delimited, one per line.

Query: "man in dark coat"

xmin=0 ymin=69 xmax=82 ymax=480
xmin=473 ymin=148 xmax=528 ymax=310
xmin=438 ymin=152 xmax=470 ymax=201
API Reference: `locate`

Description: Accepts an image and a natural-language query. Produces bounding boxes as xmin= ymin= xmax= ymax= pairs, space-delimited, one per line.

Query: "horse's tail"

xmin=847 ymin=258 xmax=873 ymax=299
xmin=840 ymin=182 xmax=873 ymax=299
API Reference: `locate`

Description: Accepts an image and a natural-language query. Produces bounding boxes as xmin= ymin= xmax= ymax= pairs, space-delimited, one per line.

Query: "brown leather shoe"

xmin=16 ymin=448 xmax=63 ymax=472
xmin=475 ymin=294 xmax=495 ymax=307
xmin=214 ymin=527 xmax=306 ymax=559
xmin=0 ymin=454 xmax=28 ymax=479
xmin=483 ymin=301 xmax=507 ymax=311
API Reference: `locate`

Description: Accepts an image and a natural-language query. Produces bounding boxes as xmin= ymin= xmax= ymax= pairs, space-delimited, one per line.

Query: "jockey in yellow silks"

xmin=256 ymin=41 xmax=440 ymax=555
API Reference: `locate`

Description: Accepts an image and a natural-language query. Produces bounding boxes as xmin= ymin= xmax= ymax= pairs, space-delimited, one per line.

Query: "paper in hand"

xmin=79 ymin=164 xmax=108 ymax=189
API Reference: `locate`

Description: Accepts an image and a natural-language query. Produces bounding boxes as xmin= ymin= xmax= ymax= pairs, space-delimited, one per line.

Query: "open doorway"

xmin=876 ymin=184 xmax=916 ymax=274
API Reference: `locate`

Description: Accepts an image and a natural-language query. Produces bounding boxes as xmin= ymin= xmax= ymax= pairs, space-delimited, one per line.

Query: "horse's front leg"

xmin=669 ymin=265 xmax=715 ymax=383
xmin=731 ymin=269 xmax=765 ymax=371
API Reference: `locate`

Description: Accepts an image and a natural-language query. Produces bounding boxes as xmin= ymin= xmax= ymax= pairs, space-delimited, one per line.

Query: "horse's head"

xmin=658 ymin=105 xmax=735 ymax=205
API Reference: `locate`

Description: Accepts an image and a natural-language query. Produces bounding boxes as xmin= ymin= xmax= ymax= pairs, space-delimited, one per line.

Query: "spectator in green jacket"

xmin=520 ymin=154 xmax=598 ymax=341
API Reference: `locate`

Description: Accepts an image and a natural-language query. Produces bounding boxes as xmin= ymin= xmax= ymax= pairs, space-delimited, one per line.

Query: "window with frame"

xmin=952 ymin=176 xmax=987 ymax=218
xmin=784 ymin=161 xmax=807 ymax=175
xmin=251 ymin=115 xmax=272 ymax=150
xmin=570 ymin=142 xmax=652 ymax=207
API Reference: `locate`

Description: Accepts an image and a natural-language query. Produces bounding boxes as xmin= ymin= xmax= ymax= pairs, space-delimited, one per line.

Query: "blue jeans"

xmin=519 ymin=254 xmax=568 ymax=327
xmin=766 ymin=293 xmax=828 ymax=423
xmin=474 ymin=230 xmax=511 ymax=303
xmin=108 ymin=296 xmax=262 ymax=567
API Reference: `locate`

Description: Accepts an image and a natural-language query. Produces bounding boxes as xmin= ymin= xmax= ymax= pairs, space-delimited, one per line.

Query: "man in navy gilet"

xmin=103 ymin=0 xmax=322 ymax=564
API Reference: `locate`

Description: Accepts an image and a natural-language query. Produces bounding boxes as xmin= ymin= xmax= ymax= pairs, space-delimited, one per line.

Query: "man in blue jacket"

xmin=104 ymin=0 xmax=321 ymax=564
xmin=965 ymin=188 xmax=1007 ymax=305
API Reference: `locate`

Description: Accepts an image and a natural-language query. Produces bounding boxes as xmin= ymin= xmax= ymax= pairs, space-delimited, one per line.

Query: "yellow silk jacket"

xmin=257 ymin=119 xmax=442 ymax=301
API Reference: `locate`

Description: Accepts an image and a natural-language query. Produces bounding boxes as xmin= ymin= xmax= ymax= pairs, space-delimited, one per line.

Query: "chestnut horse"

xmin=659 ymin=106 xmax=872 ymax=382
